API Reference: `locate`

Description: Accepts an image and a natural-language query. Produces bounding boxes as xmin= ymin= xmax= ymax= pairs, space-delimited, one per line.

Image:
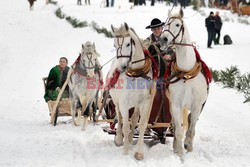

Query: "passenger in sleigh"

xmin=44 ymin=57 xmax=70 ymax=102
xmin=143 ymin=18 xmax=175 ymax=76
xmin=142 ymin=18 xmax=175 ymax=141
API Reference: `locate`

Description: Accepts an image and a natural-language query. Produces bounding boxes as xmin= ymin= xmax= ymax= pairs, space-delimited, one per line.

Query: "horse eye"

xmin=176 ymin=24 xmax=180 ymax=27
xmin=126 ymin=43 xmax=130 ymax=47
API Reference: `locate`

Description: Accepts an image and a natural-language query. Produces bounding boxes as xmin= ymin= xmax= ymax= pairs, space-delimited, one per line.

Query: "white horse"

xmin=159 ymin=9 xmax=211 ymax=157
xmin=109 ymin=23 xmax=156 ymax=160
xmin=68 ymin=41 xmax=103 ymax=131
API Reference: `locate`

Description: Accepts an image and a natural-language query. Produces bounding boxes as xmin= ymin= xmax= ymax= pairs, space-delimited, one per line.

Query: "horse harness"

xmin=162 ymin=16 xmax=185 ymax=44
xmin=72 ymin=53 xmax=100 ymax=77
xmin=161 ymin=16 xmax=203 ymax=84
xmin=114 ymin=33 xmax=153 ymax=80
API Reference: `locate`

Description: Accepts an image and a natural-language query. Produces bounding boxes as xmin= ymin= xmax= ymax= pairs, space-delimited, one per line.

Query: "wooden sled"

xmin=230 ymin=0 xmax=250 ymax=15
xmin=100 ymin=87 xmax=173 ymax=143
xmin=43 ymin=77 xmax=71 ymax=126
xmin=239 ymin=5 xmax=250 ymax=15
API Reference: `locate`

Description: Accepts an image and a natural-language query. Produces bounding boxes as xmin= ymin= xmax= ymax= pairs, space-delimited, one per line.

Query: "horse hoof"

xmin=185 ymin=145 xmax=193 ymax=152
xmin=134 ymin=152 xmax=144 ymax=160
xmin=74 ymin=118 xmax=81 ymax=126
xmin=114 ymin=140 xmax=123 ymax=147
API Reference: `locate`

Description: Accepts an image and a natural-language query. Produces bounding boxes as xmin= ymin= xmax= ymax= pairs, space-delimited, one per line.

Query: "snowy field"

xmin=0 ymin=0 xmax=250 ymax=166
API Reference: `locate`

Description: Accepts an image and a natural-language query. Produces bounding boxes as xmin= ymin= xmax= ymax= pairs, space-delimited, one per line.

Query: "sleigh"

xmin=100 ymin=86 xmax=173 ymax=143
xmin=42 ymin=77 xmax=71 ymax=126
xmin=230 ymin=0 xmax=250 ymax=15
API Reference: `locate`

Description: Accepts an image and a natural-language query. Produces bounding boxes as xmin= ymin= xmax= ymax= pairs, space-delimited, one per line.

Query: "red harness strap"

xmin=194 ymin=48 xmax=212 ymax=85
xmin=143 ymin=49 xmax=159 ymax=80
xmin=164 ymin=48 xmax=212 ymax=85
xmin=105 ymin=69 xmax=121 ymax=89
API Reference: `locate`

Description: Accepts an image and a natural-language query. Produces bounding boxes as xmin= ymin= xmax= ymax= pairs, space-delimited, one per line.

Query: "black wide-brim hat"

xmin=146 ymin=18 xmax=165 ymax=29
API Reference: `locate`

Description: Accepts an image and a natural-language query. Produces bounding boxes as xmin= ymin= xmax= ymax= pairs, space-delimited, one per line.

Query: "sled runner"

xmin=100 ymin=86 xmax=173 ymax=143
xmin=43 ymin=77 xmax=71 ymax=126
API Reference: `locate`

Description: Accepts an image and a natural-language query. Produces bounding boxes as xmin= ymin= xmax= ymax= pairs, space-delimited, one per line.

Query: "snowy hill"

xmin=0 ymin=0 xmax=249 ymax=166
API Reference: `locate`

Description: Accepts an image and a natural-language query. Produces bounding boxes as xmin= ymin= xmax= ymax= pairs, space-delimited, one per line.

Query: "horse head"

xmin=159 ymin=8 xmax=188 ymax=50
xmin=111 ymin=23 xmax=136 ymax=72
xmin=80 ymin=41 xmax=98 ymax=77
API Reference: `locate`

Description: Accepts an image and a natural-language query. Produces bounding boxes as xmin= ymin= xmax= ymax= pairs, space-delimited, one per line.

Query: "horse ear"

xmin=82 ymin=44 xmax=84 ymax=49
xmin=93 ymin=42 xmax=95 ymax=49
xmin=111 ymin=25 xmax=115 ymax=33
xmin=124 ymin=22 xmax=129 ymax=31
xmin=180 ymin=8 xmax=184 ymax=18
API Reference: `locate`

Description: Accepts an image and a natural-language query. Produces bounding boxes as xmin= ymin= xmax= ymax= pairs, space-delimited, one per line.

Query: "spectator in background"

xmin=77 ymin=0 xmax=82 ymax=5
xmin=151 ymin=0 xmax=155 ymax=6
xmin=205 ymin=12 xmax=216 ymax=48
xmin=28 ymin=0 xmax=36 ymax=10
xmin=85 ymin=0 xmax=90 ymax=5
xmin=180 ymin=0 xmax=187 ymax=8
xmin=214 ymin=11 xmax=223 ymax=45
xmin=111 ymin=0 xmax=115 ymax=7
xmin=173 ymin=0 xmax=178 ymax=6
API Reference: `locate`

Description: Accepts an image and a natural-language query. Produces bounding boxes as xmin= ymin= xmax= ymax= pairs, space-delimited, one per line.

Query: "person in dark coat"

xmin=106 ymin=0 xmax=109 ymax=7
xmin=143 ymin=18 xmax=173 ymax=77
xmin=77 ymin=0 xmax=82 ymax=5
xmin=44 ymin=57 xmax=70 ymax=102
xmin=143 ymin=18 xmax=173 ymax=142
xmin=27 ymin=0 xmax=36 ymax=10
xmin=205 ymin=11 xmax=216 ymax=48
xmin=214 ymin=11 xmax=223 ymax=45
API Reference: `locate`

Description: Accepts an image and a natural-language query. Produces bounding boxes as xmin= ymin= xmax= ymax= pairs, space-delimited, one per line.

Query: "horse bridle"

xmin=162 ymin=17 xmax=195 ymax=48
xmin=162 ymin=17 xmax=185 ymax=44
xmin=81 ymin=52 xmax=96 ymax=70
xmin=114 ymin=34 xmax=150 ymax=66
xmin=114 ymin=34 xmax=134 ymax=61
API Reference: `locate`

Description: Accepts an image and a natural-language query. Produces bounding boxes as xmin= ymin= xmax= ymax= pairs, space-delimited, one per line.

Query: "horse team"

xmin=57 ymin=9 xmax=211 ymax=160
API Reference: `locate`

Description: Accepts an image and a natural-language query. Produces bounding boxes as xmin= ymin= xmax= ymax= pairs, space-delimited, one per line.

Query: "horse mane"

xmin=128 ymin=27 xmax=144 ymax=52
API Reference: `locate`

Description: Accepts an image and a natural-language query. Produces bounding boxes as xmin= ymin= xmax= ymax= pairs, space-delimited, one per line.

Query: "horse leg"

xmin=70 ymin=96 xmax=80 ymax=126
xmin=129 ymin=108 xmax=139 ymax=144
xmin=184 ymin=106 xmax=201 ymax=152
xmin=74 ymin=99 xmax=83 ymax=126
xmin=121 ymin=107 xmax=130 ymax=155
xmin=80 ymin=97 xmax=88 ymax=131
xmin=171 ymin=105 xmax=184 ymax=157
xmin=114 ymin=104 xmax=123 ymax=147
xmin=134 ymin=101 xmax=152 ymax=160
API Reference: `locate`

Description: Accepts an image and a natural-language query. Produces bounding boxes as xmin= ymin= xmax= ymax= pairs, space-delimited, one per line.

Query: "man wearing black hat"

xmin=143 ymin=18 xmax=172 ymax=77
xmin=143 ymin=18 xmax=173 ymax=143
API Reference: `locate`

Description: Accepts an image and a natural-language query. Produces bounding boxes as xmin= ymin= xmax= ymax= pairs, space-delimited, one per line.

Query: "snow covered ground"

xmin=0 ymin=0 xmax=249 ymax=166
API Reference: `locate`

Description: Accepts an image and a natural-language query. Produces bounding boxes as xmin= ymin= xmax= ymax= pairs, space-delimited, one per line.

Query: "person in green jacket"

xmin=44 ymin=57 xmax=70 ymax=102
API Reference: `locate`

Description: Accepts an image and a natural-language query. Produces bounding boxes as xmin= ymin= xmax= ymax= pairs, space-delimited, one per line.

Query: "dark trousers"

xmin=214 ymin=29 xmax=221 ymax=44
xmin=207 ymin=29 xmax=215 ymax=47
xmin=151 ymin=0 xmax=155 ymax=6
xmin=77 ymin=0 xmax=81 ymax=5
